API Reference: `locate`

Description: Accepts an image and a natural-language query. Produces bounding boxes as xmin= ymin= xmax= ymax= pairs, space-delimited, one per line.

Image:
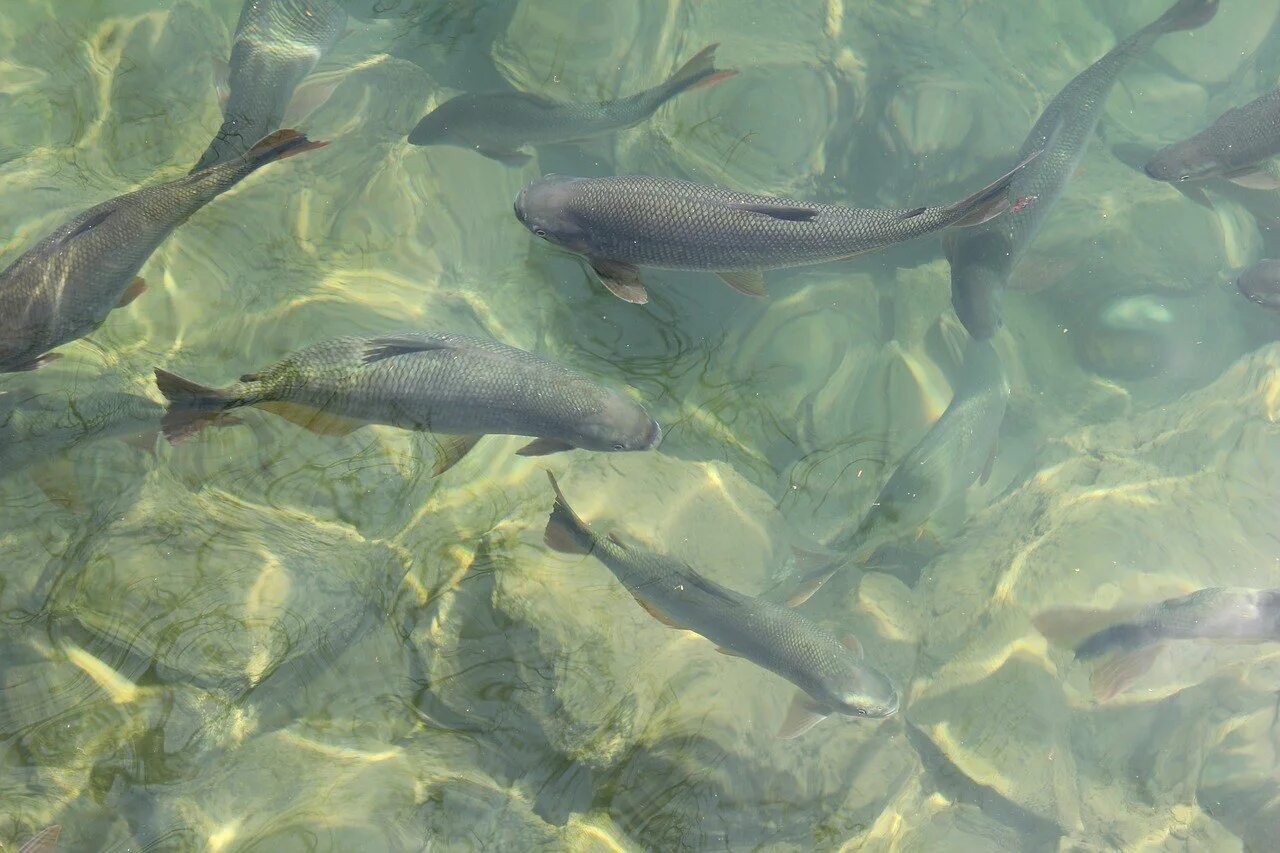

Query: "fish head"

xmin=515 ymin=175 xmax=593 ymax=252
xmin=1236 ymin=260 xmax=1280 ymax=310
xmin=408 ymin=96 xmax=477 ymax=147
xmin=831 ymin=667 xmax=900 ymax=719
xmin=1143 ymin=140 xmax=1220 ymax=184
xmin=574 ymin=389 xmax=662 ymax=452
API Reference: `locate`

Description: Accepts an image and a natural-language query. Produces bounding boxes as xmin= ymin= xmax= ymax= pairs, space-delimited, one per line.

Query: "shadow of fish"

xmin=1035 ymin=587 xmax=1280 ymax=700
xmin=153 ymin=332 xmax=661 ymax=472
xmin=514 ymin=150 xmax=1042 ymax=304
xmin=1144 ymin=86 xmax=1280 ymax=197
xmin=946 ymin=0 xmax=1219 ymax=340
xmin=543 ymin=471 xmax=899 ymax=738
xmin=0 ymin=130 xmax=326 ymax=375
xmin=789 ymin=339 xmax=1009 ymax=604
xmin=193 ymin=0 xmax=347 ymax=171
xmin=408 ymin=43 xmax=735 ymax=166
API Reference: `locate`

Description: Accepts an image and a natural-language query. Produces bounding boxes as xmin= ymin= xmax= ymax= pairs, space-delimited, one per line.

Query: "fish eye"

xmin=612 ymin=442 xmax=625 ymax=451
xmin=535 ymin=228 xmax=547 ymax=238
xmin=1179 ymin=175 xmax=1191 ymax=182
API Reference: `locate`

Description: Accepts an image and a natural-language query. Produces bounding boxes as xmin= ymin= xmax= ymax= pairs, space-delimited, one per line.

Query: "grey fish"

xmin=153 ymin=332 xmax=661 ymax=471
xmin=514 ymin=153 xmax=1041 ymax=304
xmin=1036 ymin=588 xmax=1280 ymax=700
xmin=0 ymin=130 xmax=325 ymax=375
xmin=1236 ymin=259 xmax=1280 ymax=310
xmin=1145 ymin=87 xmax=1280 ymax=196
xmin=193 ymin=0 xmax=347 ymax=171
xmin=409 ymin=44 xmax=735 ymax=166
xmin=543 ymin=471 xmax=899 ymax=738
xmin=947 ymin=0 xmax=1219 ymax=339
xmin=790 ymin=339 xmax=1009 ymax=603
xmin=0 ymin=390 xmax=162 ymax=483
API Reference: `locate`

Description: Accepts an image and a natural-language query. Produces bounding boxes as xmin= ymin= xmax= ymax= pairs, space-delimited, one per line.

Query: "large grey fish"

xmin=409 ymin=44 xmax=735 ymax=166
xmin=193 ymin=0 xmax=347 ymax=171
xmin=789 ymin=339 xmax=1009 ymax=603
xmin=1235 ymin=258 xmax=1280 ymax=310
xmin=543 ymin=471 xmax=899 ymax=738
xmin=153 ymin=332 xmax=661 ymax=471
xmin=514 ymin=152 xmax=1041 ymax=304
xmin=1035 ymin=587 xmax=1280 ymax=700
xmin=946 ymin=0 xmax=1219 ymax=340
xmin=0 ymin=131 xmax=325 ymax=375
xmin=1144 ymin=87 xmax=1280 ymax=197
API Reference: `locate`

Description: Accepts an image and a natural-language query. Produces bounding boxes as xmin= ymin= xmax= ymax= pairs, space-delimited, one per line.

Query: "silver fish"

xmin=1236 ymin=259 xmax=1280 ymax=310
xmin=543 ymin=471 xmax=899 ymax=738
xmin=946 ymin=0 xmax=1219 ymax=339
xmin=153 ymin=332 xmax=661 ymax=472
xmin=409 ymin=44 xmax=735 ymax=166
xmin=1145 ymin=87 xmax=1280 ymax=194
xmin=1036 ymin=588 xmax=1280 ymax=700
xmin=0 ymin=130 xmax=326 ymax=374
xmin=193 ymin=0 xmax=347 ymax=171
xmin=514 ymin=153 xmax=1040 ymax=304
xmin=790 ymin=339 xmax=1009 ymax=603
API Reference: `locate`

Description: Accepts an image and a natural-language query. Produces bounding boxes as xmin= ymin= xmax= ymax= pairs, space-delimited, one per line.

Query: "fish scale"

xmin=1147 ymin=88 xmax=1280 ymax=182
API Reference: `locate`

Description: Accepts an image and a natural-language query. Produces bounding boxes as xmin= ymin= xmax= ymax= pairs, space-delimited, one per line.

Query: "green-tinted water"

xmin=2 ymin=0 xmax=1280 ymax=849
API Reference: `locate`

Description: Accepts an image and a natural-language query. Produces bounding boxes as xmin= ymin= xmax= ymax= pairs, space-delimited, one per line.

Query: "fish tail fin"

xmin=543 ymin=471 xmax=596 ymax=556
xmin=944 ymin=150 xmax=1041 ymax=228
xmin=154 ymin=369 xmax=238 ymax=444
xmin=240 ymin=129 xmax=329 ymax=171
xmin=1074 ymin=621 xmax=1153 ymax=661
xmin=1146 ymin=0 xmax=1218 ymax=36
xmin=661 ymin=44 xmax=737 ymax=99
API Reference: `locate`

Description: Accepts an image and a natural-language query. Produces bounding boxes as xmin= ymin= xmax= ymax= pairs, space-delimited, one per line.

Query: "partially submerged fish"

xmin=790 ymin=340 xmax=1009 ymax=603
xmin=153 ymin=332 xmax=661 ymax=472
xmin=1235 ymin=258 xmax=1280 ymax=310
xmin=193 ymin=0 xmax=347 ymax=171
xmin=409 ymin=44 xmax=735 ymax=166
xmin=543 ymin=471 xmax=899 ymax=737
xmin=0 ymin=130 xmax=325 ymax=374
xmin=947 ymin=0 xmax=1219 ymax=339
xmin=1144 ymin=86 xmax=1280 ymax=197
xmin=514 ymin=152 xmax=1040 ymax=304
xmin=1035 ymin=587 xmax=1280 ymax=700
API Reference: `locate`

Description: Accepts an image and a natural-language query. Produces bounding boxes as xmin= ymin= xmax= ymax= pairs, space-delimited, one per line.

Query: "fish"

xmin=1035 ymin=587 xmax=1280 ymax=700
xmin=18 ymin=825 xmax=60 ymax=853
xmin=153 ymin=332 xmax=662 ymax=472
xmin=946 ymin=0 xmax=1219 ymax=340
xmin=0 ymin=130 xmax=326 ymax=375
xmin=543 ymin=471 xmax=899 ymax=737
xmin=514 ymin=152 xmax=1042 ymax=304
xmin=1234 ymin=259 xmax=1280 ymax=310
xmin=789 ymin=339 xmax=1009 ymax=604
xmin=193 ymin=0 xmax=347 ymax=171
xmin=1144 ymin=86 xmax=1280 ymax=195
xmin=409 ymin=43 xmax=736 ymax=166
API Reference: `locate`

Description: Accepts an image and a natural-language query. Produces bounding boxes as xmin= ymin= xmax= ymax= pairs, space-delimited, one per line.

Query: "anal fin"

xmin=629 ymin=592 xmax=685 ymax=629
xmin=478 ymin=147 xmax=532 ymax=167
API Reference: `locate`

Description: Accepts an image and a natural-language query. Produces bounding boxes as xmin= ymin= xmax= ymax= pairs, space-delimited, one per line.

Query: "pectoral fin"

xmin=1173 ymin=182 xmax=1215 ymax=209
xmin=840 ymin=635 xmax=864 ymax=659
xmin=213 ymin=57 xmax=231 ymax=106
xmin=715 ymin=646 xmax=745 ymax=657
xmin=282 ymin=75 xmax=345 ymax=126
xmin=516 ymin=437 xmax=576 ymax=456
xmin=1224 ymin=165 xmax=1280 ymax=191
xmin=727 ymin=203 xmax=818 ymax=222
xmin=3 ymin=353 xmax=62 ymax=373
xmin=715 ymin=270 xmax=767 ymax=298
xmin=589 ymin=258 xmax=649 ymax=304
xmin=785 ymin=568 xmax=839 ymax=608
xmin=1090 ymin=642 xmax=1165 ymax=701
xmin=116 ymin=277 xmax=147 ymax=308
xmin=777 ymin=691 xmax=831 ymax=739
xmin=257 ymin=401 xmax=364 ymax=437
xmin=979 ymin=440 xmax=997 ymax=486
xmin=433 ymin=433 xmax=483 ymax=476
xmin=478 ymin=147 xmax=532 ymax=167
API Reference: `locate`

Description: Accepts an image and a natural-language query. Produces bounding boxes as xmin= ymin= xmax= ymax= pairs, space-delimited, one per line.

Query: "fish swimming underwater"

xmin=789 ymin=339 xmax=1010 ymax=603
xmin=1235 ymin=259 xmax=1280 ymax=310
xmin=0 ymin=130 xmax=325 ymax=375
xmin=543 ymin=471 xmax=899 ymax=737
xmin=1035 ymin=587 xmax=1280 ymax=700
xmin=514 ymin=152 xmax=1041 ymax=304
xmin=154 ymin=332 xmax=661 ymax=472
xmin=946 ymin=0 xmax=1219 ymax=339
xmin=193 ymin=0 xmax=347 ymax=171
xmin=17 ymin=825 xmax=60 ymax=853
xmin=409 ymin=43 xmax=735 ymax=166
xmin=1144 ymin=86 xmax=1280 ymax=199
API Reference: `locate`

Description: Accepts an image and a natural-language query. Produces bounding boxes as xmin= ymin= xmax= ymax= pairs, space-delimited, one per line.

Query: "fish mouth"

xmin=514 ymin=186 xmax=529 ymax=224
xmin=644 ymin=418 xmax=663 ymax=450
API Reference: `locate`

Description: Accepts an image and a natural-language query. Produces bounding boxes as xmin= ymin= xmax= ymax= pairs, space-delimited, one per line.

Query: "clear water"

xmin=2 ymin=0 xmax=1280 ymax=850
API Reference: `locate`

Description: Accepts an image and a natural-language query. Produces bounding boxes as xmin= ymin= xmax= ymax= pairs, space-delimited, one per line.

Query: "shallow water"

xmin=1 ymin=0 xmax=1280 ymax=849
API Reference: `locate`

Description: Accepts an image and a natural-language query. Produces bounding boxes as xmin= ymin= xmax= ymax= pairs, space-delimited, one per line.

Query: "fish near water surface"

xmin=543 ymin=471 xmax=899 ymax=738
xmin=409 ymin=44 xmax=736 ymax=166
xmin=789 ymin=339 xmax=1009 ymax=603
xmin=1236 ymin=259 xmax=1280 ymax=310
xmin=153 ymin=332 xmax=661 ymax=472
xmin=946 ymin=0 xmax=1219 ymax=340
xmin=514 ymin=151 xmax=1042 ymax=304
xmin=193 ymin=0 xmax=348 ymax=171
xmin=1035 ymin=587 xmax=1280 ymax=700
xmin=0 ymin=131 xmax=325 ymax=375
